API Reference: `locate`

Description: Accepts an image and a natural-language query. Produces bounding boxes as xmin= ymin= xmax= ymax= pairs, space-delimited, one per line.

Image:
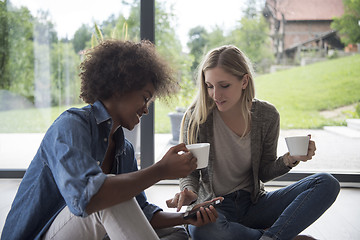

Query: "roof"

xmin=265 ymin=0 xmax=344 ymax=21
xmin=285 ymin=30 xmax=344 ymax=51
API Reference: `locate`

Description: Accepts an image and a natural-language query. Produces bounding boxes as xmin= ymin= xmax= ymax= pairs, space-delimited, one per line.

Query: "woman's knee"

xmin=315 ymin=173 xmax=340 ymax=198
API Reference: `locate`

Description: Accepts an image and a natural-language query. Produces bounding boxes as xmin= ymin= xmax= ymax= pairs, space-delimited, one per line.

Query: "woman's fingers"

xmin=166 ymin=193 xmax=180 ymax=208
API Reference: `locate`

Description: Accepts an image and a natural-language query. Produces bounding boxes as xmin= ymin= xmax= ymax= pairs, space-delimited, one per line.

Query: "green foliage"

xmin=327 ymin=49 xmax=339 ymax=59
xmin=243 ymin=0 xmax=258 ymax=19
xmin=187 ymin=25 xmax=232 ymax=74
xmin=206 ymin=26 xmax=230 ymax=49
xmin=155 ymin=2 xmax=184 ymax=72
xmin=175 ymin=66 xmax=196 ymax=109
xmin=0 ymin=0 xmax=10 ymax=89
xmin=0 ymin=2 xmax=34 ymax=95
xmin=91 ymin=22 xmax=105 ymax=47
xmin=111 ymin=20 xmax=129 ymax=40
xmin=343 ymin=102 xmax=360 ymax=118
xmin=187 ymin=26 xmax=209 ymax=72
xmin=121 ymin=1 xmax=141 ymax=41
xmin=154 ymin=99 xmax=174 ymax=133
xmin=50 ymin=42 xmax=82 ymax=106
xmin=94 ymin=22 xmax=104 ymax=41
xmin=73 ymin=24 xmax=92 ymax=53
xmin=0 ymin=2 xmax=82 ymax=108
xmin=331 ymin=0 xmax=360 ymax=45
xmin=355 ymin=103 xmax=360 ymax=117
xmin=229 ymin=14 xmax=274 ymax=73
xmin=186 ymin=0 xmax=274 ymax=74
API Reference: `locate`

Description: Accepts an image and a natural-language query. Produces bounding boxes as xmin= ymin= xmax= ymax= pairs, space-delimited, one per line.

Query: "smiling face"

xmin=204 ymin=67 xmax=248 ymax=113
xmin=104 ymin=82 xmax=155 ymax=130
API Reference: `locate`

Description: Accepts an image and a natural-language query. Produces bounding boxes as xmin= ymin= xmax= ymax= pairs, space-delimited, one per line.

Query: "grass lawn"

xmin=0 ymin=54 xmax=359 ymax=133
xmin=154 ymin=100 xmax=175 ymax=133
xmin=255 ymin=54 xmax=360 ymax=129
xmin=0 ymin=105 xmax=82 ymax=133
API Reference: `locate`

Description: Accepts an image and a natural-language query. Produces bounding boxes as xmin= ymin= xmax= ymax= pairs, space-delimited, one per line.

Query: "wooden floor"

xmin=1 ymin=179 xmax=359 ymax=239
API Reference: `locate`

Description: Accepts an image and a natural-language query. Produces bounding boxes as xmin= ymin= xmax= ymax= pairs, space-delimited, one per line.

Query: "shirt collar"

xmin=92 ymin=100 xmax=112 ymax=125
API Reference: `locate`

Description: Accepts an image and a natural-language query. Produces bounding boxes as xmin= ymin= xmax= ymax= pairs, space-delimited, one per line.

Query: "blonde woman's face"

xmin=204 ymin=67 xmax=247 ymax=113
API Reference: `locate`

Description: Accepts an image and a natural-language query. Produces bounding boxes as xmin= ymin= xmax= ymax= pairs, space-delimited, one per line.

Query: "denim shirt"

xmin=1 ymin=101 xmax=161 ymax=240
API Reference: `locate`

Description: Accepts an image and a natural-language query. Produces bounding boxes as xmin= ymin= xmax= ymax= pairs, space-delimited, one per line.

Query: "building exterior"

xmin=263 ymin=0 xmax=345 ymax=64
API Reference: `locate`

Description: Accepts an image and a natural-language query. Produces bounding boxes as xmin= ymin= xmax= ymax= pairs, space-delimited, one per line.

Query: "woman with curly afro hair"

xmin=2 ymin=40 xmax=220 ymax=240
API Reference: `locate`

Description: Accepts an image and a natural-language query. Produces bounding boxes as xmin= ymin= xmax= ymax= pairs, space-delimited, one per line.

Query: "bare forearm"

xmin=86 ymin=164 xmax=163 ymax=214
xmin=150 ymin=211 xmax=188 ymax=229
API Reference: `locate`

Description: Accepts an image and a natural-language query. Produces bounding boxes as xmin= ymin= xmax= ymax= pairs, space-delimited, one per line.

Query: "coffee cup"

xmin=186 ymin=143 xmax=210 ymax=169
xmin=285 ymin=136 xmax=310 ymax=156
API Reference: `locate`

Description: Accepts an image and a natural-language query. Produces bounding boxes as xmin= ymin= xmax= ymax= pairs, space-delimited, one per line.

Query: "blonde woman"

xmin=167 ymin=45 xmax=340 ymax=240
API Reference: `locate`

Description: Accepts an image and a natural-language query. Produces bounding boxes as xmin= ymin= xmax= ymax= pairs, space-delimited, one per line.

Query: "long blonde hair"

xmin=180 ymin=45 xmax=255 ymax=144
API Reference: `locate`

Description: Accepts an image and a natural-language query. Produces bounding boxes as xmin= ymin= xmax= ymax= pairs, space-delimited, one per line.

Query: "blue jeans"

xmin=188 ymin=173 xmax=340 ymax=240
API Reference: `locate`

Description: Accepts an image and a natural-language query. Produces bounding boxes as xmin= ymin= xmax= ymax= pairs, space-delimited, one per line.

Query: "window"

xmin=1 ymin=0 xmax=359 ymax=183
xmin=155 ymin=0 xmax=360 ymax=184
xmin=0 ymin=0 xmax=138 ymax=172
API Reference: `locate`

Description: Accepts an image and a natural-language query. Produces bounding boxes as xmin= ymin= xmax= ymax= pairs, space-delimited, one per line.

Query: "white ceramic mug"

xmin=285 ymin=136 xmax=310 ymax=156
xmin=186 ymin=143 xmax=210 ymax=169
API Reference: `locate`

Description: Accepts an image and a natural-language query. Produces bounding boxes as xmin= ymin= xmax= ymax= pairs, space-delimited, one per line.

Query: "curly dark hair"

xmin=79 ymin=39 xmax=179 ymax=104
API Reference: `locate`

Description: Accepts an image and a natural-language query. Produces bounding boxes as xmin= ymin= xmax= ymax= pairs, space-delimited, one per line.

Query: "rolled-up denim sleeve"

xmin=44 ymin=113 xmax=107 ymax=217
xmin=78 ymin=173 xmax=107 ymax=217
xmin=136 ymin=192 xmax=162 ymax=221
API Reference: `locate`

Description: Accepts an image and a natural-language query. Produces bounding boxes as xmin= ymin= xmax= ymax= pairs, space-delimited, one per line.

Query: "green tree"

xmin=230 ymin=15 xmax=274 ymax=72
xmin=154 ymin=1 xmax=196 ymax=107
xmin=187 ymin=25 xmax=230 ymax=73
xmin=243 ymin=0 xmax=258 ymax=19
xmin=72 ymin=24 xmax=92 ymax=53
xmin=155 ymin=2 xmax=184 ymax=73
xmin=121 ymin=0 xmax=140 ymax=41
xmin=1 ymin=1 xmax=83 ymax=107
xmin=50 ymin=42 xmax=81 ymax=106
xmin=0 ymin=0 xmax=10 ymax=89
xmin=3 ymin=3 xmax=35 ymax=101
xmin=32 ymin=10 xmax=61 ymax=108
xmin=187 ymin=26 xmax=209 ymax=72
xmin=229 ymin=0 xmax=274 ymax=73
xmin=186 ymin=0 xmax=273 ymax=73
xmin=206 ymin=26 xmax=229 ymax=50
xmin=90 ymin=1 xmax=140 ymax=44
xmin=331 ymin=0 xmax=360 ymax=45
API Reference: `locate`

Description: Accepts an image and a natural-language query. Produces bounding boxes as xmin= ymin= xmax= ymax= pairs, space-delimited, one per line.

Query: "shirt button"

xmin=97 ymin=161 xmax=100 ymax=165
xmin=104 ymin=138 xmax=108 ymax=142
xmin=107 ymin=121 xmax=111 ymax=125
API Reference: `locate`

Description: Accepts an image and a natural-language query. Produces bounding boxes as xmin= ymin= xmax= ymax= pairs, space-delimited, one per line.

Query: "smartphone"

xmin=183 ymin=199 xmax=222 ymax=220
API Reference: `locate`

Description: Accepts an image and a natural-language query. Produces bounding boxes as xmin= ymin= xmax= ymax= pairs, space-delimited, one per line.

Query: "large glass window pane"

xmin=1 ymin=0 xmax=359 ymax=176
xmin=0 ymin=0 xmax=138 ymax=169
xmin=155 ymin=0 xmax=360 ymax=174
